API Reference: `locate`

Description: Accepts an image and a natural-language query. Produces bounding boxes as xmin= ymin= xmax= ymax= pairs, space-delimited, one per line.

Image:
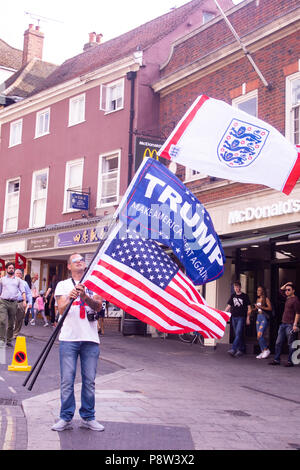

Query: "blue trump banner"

xmin=118 ymin=158 xmax=225 ymax=285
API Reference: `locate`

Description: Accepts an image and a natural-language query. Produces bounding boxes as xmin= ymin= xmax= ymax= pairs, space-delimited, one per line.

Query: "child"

xmin=36 ymin=291 xmax=49 ymax=327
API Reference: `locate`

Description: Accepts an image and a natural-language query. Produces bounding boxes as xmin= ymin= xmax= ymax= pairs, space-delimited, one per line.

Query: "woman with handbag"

xmin=253 ymin=286 xmax=272 ymax=359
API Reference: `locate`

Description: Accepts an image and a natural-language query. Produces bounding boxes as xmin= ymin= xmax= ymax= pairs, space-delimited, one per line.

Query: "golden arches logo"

xmin=143 ymin=148 xmax=159 ymax=161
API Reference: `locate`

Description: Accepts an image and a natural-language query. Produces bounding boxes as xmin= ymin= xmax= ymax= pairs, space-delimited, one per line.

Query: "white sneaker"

xmin=43 ymin=322 xmax=49 ymax=327
xmin=30 ymin=320 xmax=35 ymax=326
xmin=80 ymin=419 xmax=105 ymax=432
xmin=261 ymin=349 xmax=270 ymax=359
xmin=256 ymin=352 xmax=263 ymax=359
xmin=51 ymin=419 xmax=73 ymax=432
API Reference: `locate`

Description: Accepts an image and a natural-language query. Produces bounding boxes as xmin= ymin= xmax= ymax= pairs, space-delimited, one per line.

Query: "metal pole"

xmin=214 ymin=0 xmax=271 ymax=89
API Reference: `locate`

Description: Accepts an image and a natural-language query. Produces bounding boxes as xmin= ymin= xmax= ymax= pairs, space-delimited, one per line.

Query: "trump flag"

xmin=84 ymin=223 xmax=230 ymax=339
xmin=118 ymin=158 xmax=225 ymax=285
xmin=158 ymin=95 xmax=300 ymax=195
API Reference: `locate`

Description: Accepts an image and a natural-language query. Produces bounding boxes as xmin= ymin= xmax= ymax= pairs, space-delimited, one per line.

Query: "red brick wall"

xmin=158 ymin=0 xmax=300 ymax=203
xmin=162 ymin=0 xmax=299 ymax=77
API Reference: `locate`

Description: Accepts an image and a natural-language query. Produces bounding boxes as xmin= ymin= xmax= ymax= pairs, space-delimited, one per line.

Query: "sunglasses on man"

xmin=71 ymin=257 xmax=84 ymax=264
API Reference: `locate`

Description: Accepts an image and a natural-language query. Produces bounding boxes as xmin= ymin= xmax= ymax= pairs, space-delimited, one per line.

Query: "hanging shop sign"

xmin=70 ymin=193 xmax=90 ymax=211
xmin=135 ymin=137 xmax=165 ymax=171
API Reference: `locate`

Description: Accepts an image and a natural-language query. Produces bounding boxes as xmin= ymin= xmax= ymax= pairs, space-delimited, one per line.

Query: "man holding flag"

xmin=25 ymin=158 xmax=231 ymax=392
xmin=83 ymin=158 xmax=230 ymax=340
xmin=158 ymin=95 xmax=300 ymax=195
xmin=52 ymin=253 xmax=104 ymax=432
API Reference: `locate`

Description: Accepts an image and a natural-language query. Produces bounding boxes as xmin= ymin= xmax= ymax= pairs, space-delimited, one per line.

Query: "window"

xmin=203 ymin=11 xmax=215 ymax=24
xmin=232 ymin=90 xmax=258 ymax=117
xmin=185 ymin=168 xmax=207 ymax=182
xmin=9 ymin=119 xmax=22 ymax=147
xmin=286 ymin=74 xmax=300 ymax=145
xmin=3 ymin=178 xmax=20 ymax=232
xmin=29 ymin=169 xmax=49 ymax=228
xmin=100 ymin=79 xmax=124 ymax=113
xmin=35 ymin=108 xmax=50 ymax=138
xmin=97 ymin=151 xmax=120 ymax=207
xmin=63 ymin=159 xmax=84 ymax=212
xmin=69 ymin=94 xmax=85 ymax=126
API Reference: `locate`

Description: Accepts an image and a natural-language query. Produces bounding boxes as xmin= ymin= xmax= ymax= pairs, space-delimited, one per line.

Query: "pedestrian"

xmin=0 ymin=262 xmax=26 ymax=347
xmin=45 ymin=274 xmax=58 ymax=325
xmin=269 ymin=282 xmax=300 ymax=367
xmin=51 ymin=252 xmax=104 ymax=432
xmin=97 ymin=300 xmax=107 ymax=336
xmin=253 ymin=286 xmax=272 ymax=359
xmin=24 ymin=274 xmax=33 ymax=325
xmin=30 ymin=273 xmax=39 ymax=325
xmin=225 ymin=280 xmax=252 ymax=358
xmin=36 ymin=291 xmax=49 ymax=327
xmin=13 ymin=269 xmax=33 ymax=338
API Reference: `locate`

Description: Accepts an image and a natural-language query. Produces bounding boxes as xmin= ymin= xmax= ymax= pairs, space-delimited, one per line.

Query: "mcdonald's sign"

xmin=135 ymin=137 xmax=165 ymax=171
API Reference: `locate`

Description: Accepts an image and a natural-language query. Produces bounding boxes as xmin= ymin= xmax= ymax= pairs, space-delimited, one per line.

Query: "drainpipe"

xmin=126 ymin=71 xmax=137 ymax=186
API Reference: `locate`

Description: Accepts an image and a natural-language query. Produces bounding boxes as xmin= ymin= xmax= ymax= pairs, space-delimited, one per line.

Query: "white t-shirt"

xmin=55 ymin=278 xmax=100 ymax=344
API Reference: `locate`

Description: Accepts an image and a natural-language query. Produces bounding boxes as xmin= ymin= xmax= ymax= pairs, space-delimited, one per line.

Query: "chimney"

xmin=83 ymin=32 xmax=102 ymax=51
xmin=96 ymin=34 xmax=103 ymax=44
xmin=22 ymin=24 xmax=44 ymax=66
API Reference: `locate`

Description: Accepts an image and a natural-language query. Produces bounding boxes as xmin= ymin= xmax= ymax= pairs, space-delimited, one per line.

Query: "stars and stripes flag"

xmin=84 ymin=223 xmax=230 ymax=339
xmin=158 ymin=95 xmax=300 ymax=195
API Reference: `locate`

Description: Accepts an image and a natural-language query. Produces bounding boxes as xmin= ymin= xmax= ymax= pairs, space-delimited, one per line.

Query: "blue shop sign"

xmin=70 ymin=193 xmax=89 ymax=210
xmin=58 ymin=228 xmax=100 ymax=247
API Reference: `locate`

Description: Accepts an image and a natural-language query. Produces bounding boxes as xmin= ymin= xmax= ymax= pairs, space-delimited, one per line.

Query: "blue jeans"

xmin=274 ymin=323 xmax=296 ymax=364
xmin=59 ymin=341 xmax=100 ymax=422
xmin=231 ymin=317 xmax=245 ymax=353
xmin=256 ymin=313 xmax=269 ymax=351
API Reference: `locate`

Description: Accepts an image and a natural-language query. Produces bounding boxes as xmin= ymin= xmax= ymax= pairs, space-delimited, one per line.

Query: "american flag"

xmin=84 ymin=226 xmax=230 ymax=339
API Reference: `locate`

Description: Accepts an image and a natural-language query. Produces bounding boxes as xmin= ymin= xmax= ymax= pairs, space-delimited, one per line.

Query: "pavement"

xmin=2 ymin=322 xmax=300 ymax=451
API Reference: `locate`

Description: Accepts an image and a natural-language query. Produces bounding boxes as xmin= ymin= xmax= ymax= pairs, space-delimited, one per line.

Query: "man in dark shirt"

xmin=225 ymin=280 xmax=252 ymax=358
xmin=270 ymin=282 xmax=300 ymax=367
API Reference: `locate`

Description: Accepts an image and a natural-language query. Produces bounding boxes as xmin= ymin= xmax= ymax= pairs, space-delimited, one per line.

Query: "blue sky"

xmin=1 ymin=0 xmax=244 ymax=64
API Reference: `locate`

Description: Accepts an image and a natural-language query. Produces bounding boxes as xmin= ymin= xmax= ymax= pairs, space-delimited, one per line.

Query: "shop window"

xmin=100 ymin=79 xmax=124 ymax=113
xmin=97 ymin=151 xmax=120 ymax=207
xmin=286 ymin=73 xmax=300 ymax=145
xmin=184 ymin=168 xmax=207 ymax=182
xmin=232 ymin=90 xmax=258 ymax=117
xmin=35 ymin=108 xmax=50 ymax=138
xmin=68 ymin=93 xmax=85 ymax=126
xmin=29 ymin=169 xmax=49 ymax=228
xmin=9 ymin=119 xmax=22 ymax=147
xmin=3 ymin=178 xmax=20 ymax=232
xmin=63 ymin=159 xmax=84 ymax=212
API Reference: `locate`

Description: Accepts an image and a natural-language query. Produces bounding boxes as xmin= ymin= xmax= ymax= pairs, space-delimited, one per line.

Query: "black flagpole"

xmin=23 ymin=218 xmax=117 ymax=391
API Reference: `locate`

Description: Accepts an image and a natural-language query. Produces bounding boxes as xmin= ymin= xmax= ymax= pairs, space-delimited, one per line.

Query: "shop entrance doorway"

xmin=40 ymin=260 xmax=66 ymax=293
xmin=232 ymin=239 xmax=300 ymax=353
xmin=236 ymin=244 xmax=272 ymax=353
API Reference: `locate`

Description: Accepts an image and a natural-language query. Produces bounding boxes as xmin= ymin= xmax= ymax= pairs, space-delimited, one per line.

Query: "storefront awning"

xmin=221 ymin=230 xmax=300 ymax=249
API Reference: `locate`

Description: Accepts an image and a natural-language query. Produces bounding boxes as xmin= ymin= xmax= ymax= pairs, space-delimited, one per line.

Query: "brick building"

xmin=0 ymin=0 xmax=232 ymax=303
xmin=153 ymin=0 xmax=300 ymax=348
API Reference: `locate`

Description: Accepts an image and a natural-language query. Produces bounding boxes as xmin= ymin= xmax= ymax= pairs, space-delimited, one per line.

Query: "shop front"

xmin=0 ymin=216 xmax=122 ymax=329
xmin=205 ymin=184 xmax=300 ymax=352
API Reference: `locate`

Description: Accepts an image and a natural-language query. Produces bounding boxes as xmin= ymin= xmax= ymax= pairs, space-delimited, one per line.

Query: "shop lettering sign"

xmin=27 ymin=236 xmax=55 ymax=251
xmin=228 ymin=199 xmax=300 ymax=224
xmin=58 ymin=228 xmax=100 ymax=247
